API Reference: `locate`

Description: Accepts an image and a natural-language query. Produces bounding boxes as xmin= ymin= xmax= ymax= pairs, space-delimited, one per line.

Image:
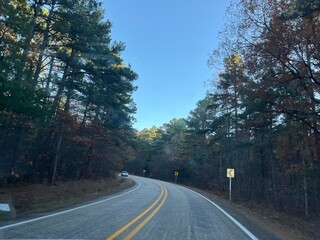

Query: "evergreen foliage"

xmin=0 ymin=0 xmax=137 ymax=185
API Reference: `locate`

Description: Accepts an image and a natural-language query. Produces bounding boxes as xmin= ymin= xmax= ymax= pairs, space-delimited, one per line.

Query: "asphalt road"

xmin=0 ymin=176 xmax=259 ymax=239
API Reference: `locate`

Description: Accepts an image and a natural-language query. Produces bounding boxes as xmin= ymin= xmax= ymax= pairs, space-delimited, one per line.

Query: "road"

xmin=0 ymin=176 xmax=259 ymax=239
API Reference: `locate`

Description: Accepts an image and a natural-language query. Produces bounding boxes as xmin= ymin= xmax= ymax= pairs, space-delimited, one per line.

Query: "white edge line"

xmin=188 ymin=189 xmax=259 ymax=240
xmin=140 ymin=176 xmax=258 ymax=240
xmin=0 ymin=179 xmax=141 ymax=231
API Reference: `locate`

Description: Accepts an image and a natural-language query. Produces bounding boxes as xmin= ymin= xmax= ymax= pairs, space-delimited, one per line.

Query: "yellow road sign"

xmin=227 ymin=168 xmax=235 ymax=178
xmin=174 ymin=171 xmax=179 ymax=176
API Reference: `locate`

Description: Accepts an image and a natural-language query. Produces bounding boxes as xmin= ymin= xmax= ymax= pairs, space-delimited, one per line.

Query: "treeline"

xmin=0 ymin=0 xmax=137 ymax=185
xmin=132 ymin=0 xmax=320 ymax=218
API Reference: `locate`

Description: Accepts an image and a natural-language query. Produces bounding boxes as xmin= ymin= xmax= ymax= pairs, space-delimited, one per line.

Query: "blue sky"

xmin=102 ymin=0 xmax=230 ymax=130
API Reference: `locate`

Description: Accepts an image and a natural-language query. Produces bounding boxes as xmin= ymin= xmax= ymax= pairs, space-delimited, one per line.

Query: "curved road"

xmin=0 ymin=176 xmax=258 ymax=239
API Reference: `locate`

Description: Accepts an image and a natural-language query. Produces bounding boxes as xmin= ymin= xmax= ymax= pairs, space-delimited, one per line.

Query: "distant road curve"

xmin=0 ymin=176 xmax=259 ymax=239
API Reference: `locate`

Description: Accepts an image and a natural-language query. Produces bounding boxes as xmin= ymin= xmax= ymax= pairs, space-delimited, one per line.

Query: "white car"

xmin=120 ymin=171 xmax=129 ymax=177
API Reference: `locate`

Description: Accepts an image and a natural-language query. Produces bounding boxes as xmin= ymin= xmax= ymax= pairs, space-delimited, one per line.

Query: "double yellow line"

xmin=106 ymin=185 xmax=168 ymax=240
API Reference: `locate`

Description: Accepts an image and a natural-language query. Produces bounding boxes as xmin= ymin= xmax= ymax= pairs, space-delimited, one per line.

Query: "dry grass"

xmin=0 ymin=177 xmax=134 ymax=219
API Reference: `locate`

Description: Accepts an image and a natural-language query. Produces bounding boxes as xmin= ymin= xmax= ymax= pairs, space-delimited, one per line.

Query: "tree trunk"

xmin=81 ymin=101 xmax=90 ymax=126
xmin=302 ymin=160 xmax=309 ymax=218
xmin=50 ymin=120 xmax=62 ymax=186
xmin=64 ymin=86 xmax=73 ymax=113
xmin=33 ymin=1 xmax=56 ymax=85
xmin=45 ymin=57 xmax=55 ymax=95
xmin=52 ymin=49 xmax=74 ymax=113
xmin=302 ymin=139 xmax=309 ymax=218
xmin=17 ymin=1 xmax=43 ymax=81
xmin=10 ymin=121 xmax=26 ymax=172
xmin=78 ymin=143 xmax=93 ymax=180
xmin=49 ymin=49 xmax=74 ymax=185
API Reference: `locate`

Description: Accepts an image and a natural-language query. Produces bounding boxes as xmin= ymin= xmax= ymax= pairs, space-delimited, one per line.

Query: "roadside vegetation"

xmin=131 ymin=0 xmax=320 ymax=219
xmin=0 ymin=177 xmax=134 ymax=218
xmin=0 ymin=0 xmax=137 ymax=186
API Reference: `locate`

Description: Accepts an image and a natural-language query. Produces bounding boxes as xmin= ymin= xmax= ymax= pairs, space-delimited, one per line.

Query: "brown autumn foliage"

xmin=133 ymin=0 xmax=320 ymax=219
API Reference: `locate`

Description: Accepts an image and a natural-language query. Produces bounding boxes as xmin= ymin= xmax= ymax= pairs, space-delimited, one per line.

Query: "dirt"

xmin=0 ymin=176 xmax=134 ymax=220
xmin=190 ymin=187 xmax=320 ymax=240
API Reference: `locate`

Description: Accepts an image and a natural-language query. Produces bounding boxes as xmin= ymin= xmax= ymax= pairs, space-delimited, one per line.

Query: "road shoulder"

xmin=0 ymin=177 xmax=134 ymax=220
xmin=188 ymin=187 xmax=319 ymax=240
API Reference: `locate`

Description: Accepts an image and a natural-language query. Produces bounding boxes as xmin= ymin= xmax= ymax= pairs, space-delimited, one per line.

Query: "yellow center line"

xmin=106 ymin=185 xmax=165 ymax=240
xmin=123 ymin=187 xmax=168 ymax=240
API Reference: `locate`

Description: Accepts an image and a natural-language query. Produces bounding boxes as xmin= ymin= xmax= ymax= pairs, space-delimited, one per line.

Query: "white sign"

xmin=227 ymin=168 xmax=235 ymax=178
xmin=0 ymin=203 xmax=10 ymax=212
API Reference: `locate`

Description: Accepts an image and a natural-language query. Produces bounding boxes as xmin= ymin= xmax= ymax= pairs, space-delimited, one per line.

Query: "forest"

xmin=0 ymin=0 xmax=137 ymax=186
xmin=1 ymin=0 xmax=320 ymax=219
xmin=131 ymin=0 xmax=320 ymax=218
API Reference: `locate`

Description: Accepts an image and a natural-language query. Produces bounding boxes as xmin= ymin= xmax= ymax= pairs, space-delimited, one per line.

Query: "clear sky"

xmin=102 ymin=0 xmax=230 ymax=130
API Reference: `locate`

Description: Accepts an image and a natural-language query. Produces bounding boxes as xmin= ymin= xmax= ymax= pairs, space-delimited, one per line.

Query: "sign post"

xmin=174 ymin=171 xmax=179 ymax=184
xmin=227 ymin=168 xmax=235 ymax=203
xmin=143 ymin=168 xmax=146 ymax=177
